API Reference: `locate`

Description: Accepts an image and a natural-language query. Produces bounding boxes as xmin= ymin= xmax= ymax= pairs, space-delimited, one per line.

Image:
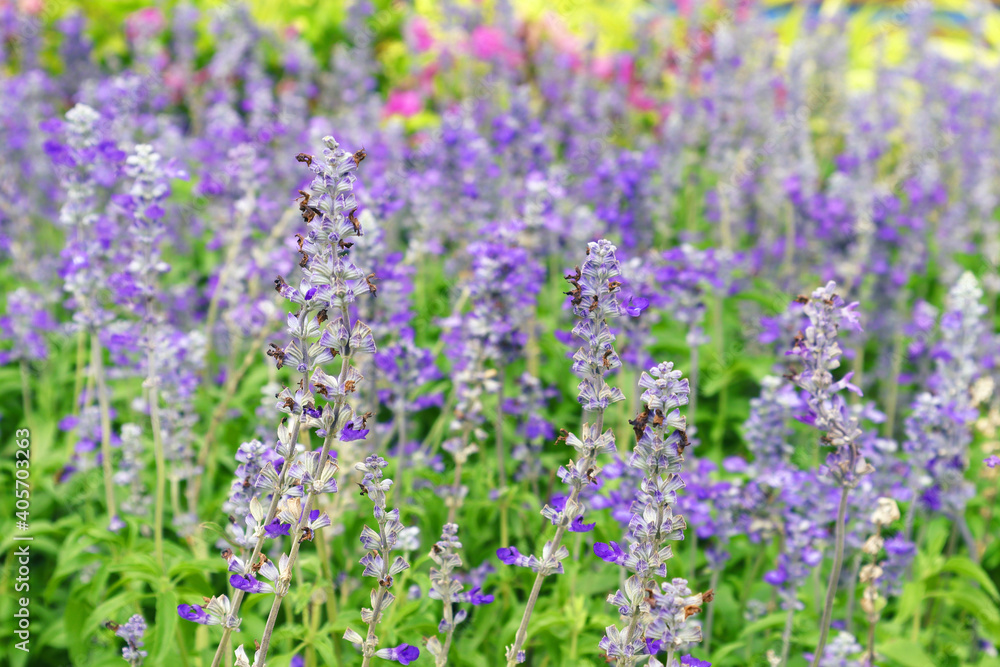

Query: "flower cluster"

xmin=595 ymin=362 xmax=705 ymax=665
xmin=178 ymin=139 xmax=373 ymax=667
xmin=904 ymin=272 xmax=986 ymax=519
xmin=112 ymin=614 xmax=148 ymax=667
xmin=786 ymin=281 xmax=869 ymax=486
xmin=344 ymin=455 xmax=420 ymax=665
xmin=500 ymin=239 xmax=626 ymax=665
xmin=426 ymin=523 xmax=495 ymax=665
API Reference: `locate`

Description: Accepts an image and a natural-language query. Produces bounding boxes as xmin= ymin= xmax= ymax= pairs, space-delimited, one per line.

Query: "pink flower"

xmin=591 ymin=55 xmax=615 ymax=80
xmin=384 ymin=90 xmax=423 ymax=118
xmin=469 ymin=25 xmax=522 ymax=67
xmin=409 ymin=17 xmax=434 ymax=52
xmin=126 ymin=7 xmax=165 ymax=42
xmin=628 ymin=87 xmax=657 ymax=112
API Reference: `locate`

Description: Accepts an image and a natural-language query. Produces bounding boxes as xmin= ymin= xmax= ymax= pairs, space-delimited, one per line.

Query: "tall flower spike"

xmin=426 ymin=523 xmax=495 ymax=666
xmin=345 ymin=455 xmax=421 ymax=666
xmin=786 ymin=281 xmax=870 ymax=667
xmin=113 ymin=614 xmax=148 ymax=667
xmin=502 ymin=240 xmax=625 ymax=666
xmin=595 ymin=362 xmax=709 ymax=666
xmin=903 ymin=272 xmax=986 ymax=530
xmin=184 ymin=139 xmax=372 ymax=667
xmin=251 ymin=137 xmax=379 ymax=666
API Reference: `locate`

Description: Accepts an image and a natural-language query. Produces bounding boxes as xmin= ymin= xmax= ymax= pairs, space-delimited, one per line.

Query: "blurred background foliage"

xmin=20 ymin=0 xmax=1000 ymax=91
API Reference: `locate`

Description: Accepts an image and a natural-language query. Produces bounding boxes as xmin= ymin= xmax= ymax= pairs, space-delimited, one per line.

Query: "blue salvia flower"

xmin=762 ymin=469 xmax=829 ymax=609
xmin=903 ymin=271 xmax=986 ymax=522
xmin=426 ymin=523 xmax=495 ymax=666
xmin=250 ymin=137 xmax=380 ymax=665
xmin=506 ymin=372 xmax=557 ymax=489
xmin=221 ymin=439 xmax=280 ymax=549
xmin=643 ymin=579 xmax=709 ymax=667
xmin=787 ymin=281 xmax=870 ymax=486
xmin=786 ymin=281 xmax=870 ymax=666
xmin=113 ymin=423 xmax=151 ymax=520
xmin=344 ymin=455 xmax=420 ymax=666
xmin=595 ymin=362 xmax=707 ymax=666
xmin=0 ymin=287 xmax=56 ymax=366
xmin=744 ymin=376 xmax=802 ymax=477
xmin=50 ymin=103 xmax=124 ymax=481
xmin=500 ymin=239 xmax=625 ymax=665
xmin=181 ymin=139 xmax=372 ymax=667
xmin=113 ymin=614 xmax=148 ymax=666
xmin=810 ymin=632 xmax=863 ymax=667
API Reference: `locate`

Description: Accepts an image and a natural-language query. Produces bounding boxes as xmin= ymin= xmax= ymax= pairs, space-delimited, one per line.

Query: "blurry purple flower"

xmin=375 ymin=644 xmax=420 ymax=665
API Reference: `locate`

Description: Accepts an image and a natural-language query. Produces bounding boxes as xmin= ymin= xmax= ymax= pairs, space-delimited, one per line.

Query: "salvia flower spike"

xmin=502 ymin=239 xmax=625 ymax=665
xmin=595 ymin=361 xmax=710 ymax=666
xmin=426 ymin=523 xmax=495 ymax=665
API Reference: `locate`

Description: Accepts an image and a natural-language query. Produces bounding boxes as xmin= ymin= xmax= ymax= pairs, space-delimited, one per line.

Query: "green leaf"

xmin=152 ymin=588 xmax=179 ymax=664
xmin=84 ymin=590 xmax=147 ymax=638
xmin=738 ymin=611 xmax=787 ymax=638
xmin=940 ymin=556 xmax=1000 ymax=601
xmin=710 ymin=640 xmax=746 ymax=664
xmin=878 ymin=640 xmax=936 ymax=667
xmin=895 ymin=579 xmax=927 ymax=622
xmin=925 ymin=588 xmax=1000 ymax=641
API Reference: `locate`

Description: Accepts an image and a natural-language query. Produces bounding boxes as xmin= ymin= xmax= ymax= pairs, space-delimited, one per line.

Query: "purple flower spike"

xmin=985 ymin=456 xmax=999 ymax=469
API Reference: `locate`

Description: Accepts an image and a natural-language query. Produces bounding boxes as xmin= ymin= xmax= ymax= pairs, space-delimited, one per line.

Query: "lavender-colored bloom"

xmin=680 ymin=656 xmax=711 ymax=667
xmin=787 ymin=281 xmax=871 ymax=486
xmin=177 ymin=595 xmax=233 ymax=627
xmin=0 ymin=288 xmax=55 ymax=365
xmin=114 ymin=614 xmax=148 ymax=666
xmin=566 ymin=239 xmax=627 ymax=412
xmin=426 ymin=524 xmax=494 ymax=664
xmin=341 ymin=422 xmax=370 ymax=442
xmin=113 ymin=423 xmax=151 ymax=521
xmin=642 ymin=579 xmax=708 ymax=662
xmin=744 ymin=376 xmax=802 ymax=476
xmin=596 ymin=362 xmax=701 ymax=665
xmin=810 ymin=631 xmax=863 ymax=667
xmin=222 ymin=439 xmax=278 ymax=548
xmin=375 ymin=644 xmax=420 ymax=665
xmin=903 ymin=272 xmax=986 ymax=520
xmin=344 ymin=455 xmax=418 ymax=661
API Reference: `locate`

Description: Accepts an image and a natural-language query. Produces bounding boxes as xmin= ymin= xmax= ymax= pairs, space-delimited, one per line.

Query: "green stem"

xmin=255 ymin=431 xmax=339 ymax=663
xmin=92 ymin=333 xmax=117 ymax=524
xmin=148 ymin=342 xmax=167 ymax=570
xmin=703 ymin=568 xmax=721 ymax=653
xmin=73 ymin=329 xmax=87 ymax=417
xmin=506 ymin=413 xmax=605 ymax=666
xmin=19 ymin=360 xmax=32 ymax=424
xmin=811 ymin=484 xmax=850 ymax=667
xmin=779 ymin=605 xmax=795 ymax=667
